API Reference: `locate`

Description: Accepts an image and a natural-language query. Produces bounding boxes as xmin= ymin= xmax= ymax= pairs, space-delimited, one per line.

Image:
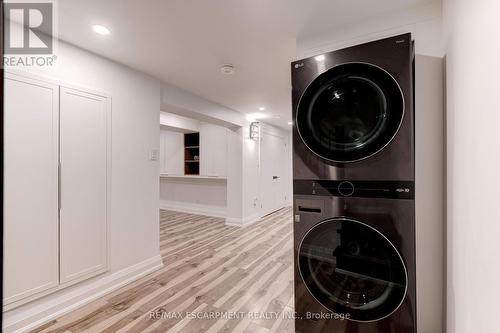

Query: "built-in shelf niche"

xmin=184 ymin=132 xmax=200 ymax=175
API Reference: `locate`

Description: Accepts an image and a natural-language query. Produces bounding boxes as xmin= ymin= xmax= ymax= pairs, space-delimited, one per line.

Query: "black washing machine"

xmin=291 ymin=33 xmax=414 ymax=181
xmin=293 ymin=181 xmax=415 ymax=332
xmin=291 ymin=34 xmax=416 ymax=333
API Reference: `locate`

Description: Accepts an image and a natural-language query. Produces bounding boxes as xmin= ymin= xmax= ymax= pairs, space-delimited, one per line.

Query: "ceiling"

xmin=58 ymin=0 xmax=431 ymax=128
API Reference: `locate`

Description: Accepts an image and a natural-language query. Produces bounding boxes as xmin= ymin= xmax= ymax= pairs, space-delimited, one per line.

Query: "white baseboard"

xmin=3 ymin=255 xmax=163 ymax=333
xmin=225 ymin=213 xmax=261 ymax=227
xmin=160 ymin=200 xmax=226 ymax=218
xmin=160 ymin=201 xmax=261 ymax=227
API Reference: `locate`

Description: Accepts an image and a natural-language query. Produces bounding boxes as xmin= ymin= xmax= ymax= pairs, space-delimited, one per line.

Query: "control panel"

xmin=293 ymin=180 xmax=415 ymax=200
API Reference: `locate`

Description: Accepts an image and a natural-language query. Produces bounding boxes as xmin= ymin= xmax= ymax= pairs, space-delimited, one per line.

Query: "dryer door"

xmin=298 ymin=218 xmax=407 ymax=322
xmin=296 ymin=63 xmax=404 ymax=163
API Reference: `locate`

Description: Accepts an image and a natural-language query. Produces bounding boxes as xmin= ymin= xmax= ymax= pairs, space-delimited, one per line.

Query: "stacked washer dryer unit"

xmin=291 ymin=34 xmax=416 ymax=333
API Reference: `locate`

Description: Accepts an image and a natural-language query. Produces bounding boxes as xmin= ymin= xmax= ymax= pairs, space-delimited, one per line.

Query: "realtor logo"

xmin=4 ymin=2 xmax=53 ymax=54
xmin=3 ymin=1 xmax=57 ymax=67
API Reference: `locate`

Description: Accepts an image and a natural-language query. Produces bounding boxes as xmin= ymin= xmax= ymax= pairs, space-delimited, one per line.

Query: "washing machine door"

xmin=298 ymin=218 xmax=407 ymax=322
xmin=296 ymin=63 xmax=404 ymax=162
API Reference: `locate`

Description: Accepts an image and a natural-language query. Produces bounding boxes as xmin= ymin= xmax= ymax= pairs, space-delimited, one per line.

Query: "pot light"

xmin=246 ymin=112 xmax=269 ymax=122
xmin=252 ymin=113 xmax=268 ymax=119
xmin=315 ymin=55 xmax=325 ymax=61
xmin=259 ymin=107 xmax=266 ymax=111
xmin=220 ymin=64 xmax=235 ymax=75
xmin=93 ymin=25 xmax=110 ymax=35
xmin=288 ymin=121 xmax=293 ymax=125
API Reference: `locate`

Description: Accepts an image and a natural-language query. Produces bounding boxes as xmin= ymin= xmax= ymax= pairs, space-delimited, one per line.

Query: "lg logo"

xmin=4 ymin=2 xmax=54 ymax=54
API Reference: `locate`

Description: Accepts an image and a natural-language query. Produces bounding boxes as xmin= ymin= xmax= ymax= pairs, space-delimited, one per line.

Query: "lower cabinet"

xmin=3 ymin=72 xmax=110 ymax=309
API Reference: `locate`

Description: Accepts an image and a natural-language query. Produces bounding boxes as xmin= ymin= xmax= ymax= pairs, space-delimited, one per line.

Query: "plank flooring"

xmin=31 ymin=208 xmax=295 ymax=333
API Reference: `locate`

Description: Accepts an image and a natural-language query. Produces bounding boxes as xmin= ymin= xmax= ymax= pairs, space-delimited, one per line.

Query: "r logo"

xmin=4 ymin=2 xmax=53 ymax=54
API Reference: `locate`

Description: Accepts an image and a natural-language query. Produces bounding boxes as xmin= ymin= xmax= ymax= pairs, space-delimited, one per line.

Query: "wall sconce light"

xmin=249 ymin=121 xmax=260 ymax=140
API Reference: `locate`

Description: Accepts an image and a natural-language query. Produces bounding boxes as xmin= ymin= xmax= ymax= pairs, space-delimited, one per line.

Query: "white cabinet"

xmin=4 ymin=73 xmax=60 ymax=305
xmin=160 ymin=130 xmax=184 ymax=175
xmin=200 ymin=123 xmax=228 ymax=177
xmin=3 ymin=73 xmax=110 ymax=308
xmin=160 ymin=123 xmax=227 ymax=177
xmin=59 ymin=87 xmax=109 ymax=284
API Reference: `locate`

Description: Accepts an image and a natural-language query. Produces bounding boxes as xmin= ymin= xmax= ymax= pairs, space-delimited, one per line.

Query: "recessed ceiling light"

xmin=220 ymin=64 xmax=235 ymax=75
xmin=246 ymin=112 xmax=269 ymax=121
xmin=288 ymin=121 xmax=293 ymax=125
xmin=93 ymin=25 xmax=110 ymax=35
xmin=315 ymin=55 xmax=325 ymax=61
xmin=259 ymin=107 xmax=265 ymax=111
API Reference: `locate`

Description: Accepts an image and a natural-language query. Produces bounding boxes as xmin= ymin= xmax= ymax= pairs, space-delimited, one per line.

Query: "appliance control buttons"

xmin=338 ymin=181 xmax=355 ymax=197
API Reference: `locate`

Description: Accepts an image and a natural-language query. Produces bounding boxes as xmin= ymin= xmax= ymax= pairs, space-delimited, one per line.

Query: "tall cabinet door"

xmin=4 ymin=73 xmax=60 ymax=305
xmin=59 ymin=87 xmax=109 ymax=284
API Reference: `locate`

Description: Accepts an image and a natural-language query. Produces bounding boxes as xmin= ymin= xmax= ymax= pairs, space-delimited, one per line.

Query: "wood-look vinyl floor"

xmin=31 ymin=208 xmax=295 ymax=333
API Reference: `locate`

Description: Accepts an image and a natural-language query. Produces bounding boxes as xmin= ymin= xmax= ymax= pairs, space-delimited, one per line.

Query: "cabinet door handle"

xmin=58 ymin=162 xmax=61 ymax=210
xmin=273 ymin=176 xmax=280 ymax=179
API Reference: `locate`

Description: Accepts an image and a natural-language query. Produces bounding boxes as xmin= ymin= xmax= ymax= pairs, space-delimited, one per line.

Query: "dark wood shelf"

xmin=184 ymin=133 xmax=200 ymax=175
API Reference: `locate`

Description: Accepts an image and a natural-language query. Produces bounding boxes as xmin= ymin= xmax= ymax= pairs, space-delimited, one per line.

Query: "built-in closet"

xmin=3 ymin=72 xmax=110 ymax=309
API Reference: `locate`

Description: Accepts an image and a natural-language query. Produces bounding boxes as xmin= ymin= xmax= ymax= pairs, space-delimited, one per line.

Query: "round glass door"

xmin=298 ymin=218 xmax=407 ymax=322
xmin=296 ymin=63 xmax=404 ymax=162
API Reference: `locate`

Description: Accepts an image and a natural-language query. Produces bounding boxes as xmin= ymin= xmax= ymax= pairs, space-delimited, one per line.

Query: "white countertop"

xmin=160 ymin=174 xmax=227 ymax=180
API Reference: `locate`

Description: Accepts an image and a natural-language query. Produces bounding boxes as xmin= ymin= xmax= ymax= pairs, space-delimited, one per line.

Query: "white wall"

xmin=161 ymin=81 xmax=245 ymax=127
xmin=444 ymin=1 xmax=500 ymax=332
xmin=297 ymin=1 xmax=443 ymax=59
xmin=242 ymin=121 xmax=262 ymax=221
xmin=226 ymin=127 xmax=244 ymax=223
xmin=160 ymin=111 xmax=200 ymax=133
xmin=160 ymin=178 xmax=227 ymax=217
xmin=3 ymin=40 xmax=162 ymax=332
